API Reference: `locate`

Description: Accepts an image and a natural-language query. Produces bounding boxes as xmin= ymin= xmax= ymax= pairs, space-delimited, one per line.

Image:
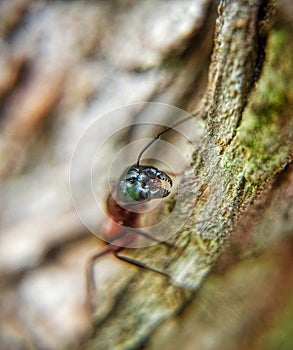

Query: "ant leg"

xmin=86 ymin=246 xmax=116 ymax=314
xmin=127 ymin=227 xmax=174 ymax=250
xmin=113 ymin=250 xmax=171 ymax=280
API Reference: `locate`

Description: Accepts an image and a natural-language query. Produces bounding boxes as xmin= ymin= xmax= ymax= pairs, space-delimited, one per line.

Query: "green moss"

xmin=227 ymin=26 xmax=293 ymax=183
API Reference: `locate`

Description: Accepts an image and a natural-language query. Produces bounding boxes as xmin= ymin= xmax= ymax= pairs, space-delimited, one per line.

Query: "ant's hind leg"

xmin=86 ymin=247 xmax=114 ymax=314
xmin=113 ymin=251 xmax=171 ymax=280
xmin=86 ymin=254 xmax=99 ymax=315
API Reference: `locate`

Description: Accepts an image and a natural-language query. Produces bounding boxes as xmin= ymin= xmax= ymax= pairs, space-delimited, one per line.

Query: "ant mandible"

xmin=87 ymin=114 xmax=195 ymax=310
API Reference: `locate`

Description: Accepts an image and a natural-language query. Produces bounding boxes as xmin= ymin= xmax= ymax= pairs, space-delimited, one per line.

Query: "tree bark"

xmin=87 ymin=1 xmax=293 ymax=349
xmin=1 ymin=0 xmax=292 ymax=349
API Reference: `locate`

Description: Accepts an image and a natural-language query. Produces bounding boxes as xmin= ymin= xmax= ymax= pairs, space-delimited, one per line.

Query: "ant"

xmin=87 ymin=114 xmax=196 ymax=310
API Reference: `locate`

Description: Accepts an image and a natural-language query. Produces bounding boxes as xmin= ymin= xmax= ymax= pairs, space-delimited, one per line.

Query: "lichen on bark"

xmin=236 ymin=25 xmax=293 ymax=182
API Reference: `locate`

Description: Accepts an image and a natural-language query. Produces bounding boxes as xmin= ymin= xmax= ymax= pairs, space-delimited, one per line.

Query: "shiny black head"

xmin=118 ymin=164 xmax=172 ymax=202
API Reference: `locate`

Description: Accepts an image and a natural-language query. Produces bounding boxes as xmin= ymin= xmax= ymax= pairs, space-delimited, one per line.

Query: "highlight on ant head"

xmin=117 ymin=164 xmax=172 ymax=203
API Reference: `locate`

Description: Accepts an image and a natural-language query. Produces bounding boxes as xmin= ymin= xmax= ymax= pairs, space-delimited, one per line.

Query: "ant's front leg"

xmin=109 ymin=228 xmax=177 ymax=280
xmin=86 ymin=231 xmax=174 ymax=315
xmin=113 ymin=250 xmax=171 ymax=280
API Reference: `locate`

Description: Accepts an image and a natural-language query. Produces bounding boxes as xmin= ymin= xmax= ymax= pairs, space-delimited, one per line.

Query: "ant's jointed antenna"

xmin=136 ymin=111 xmax=201 ymax=167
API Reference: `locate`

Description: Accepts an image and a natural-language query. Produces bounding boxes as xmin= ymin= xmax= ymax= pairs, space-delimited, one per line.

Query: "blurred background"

xmin=0 ymin=1 xmax=292 ymax=349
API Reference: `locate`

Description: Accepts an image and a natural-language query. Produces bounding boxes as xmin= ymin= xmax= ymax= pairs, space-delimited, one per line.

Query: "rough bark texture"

xmin=87 ymin=0 xmax=292 ymax=349
xmin=0 ymin=0 xmax=292 ymax=350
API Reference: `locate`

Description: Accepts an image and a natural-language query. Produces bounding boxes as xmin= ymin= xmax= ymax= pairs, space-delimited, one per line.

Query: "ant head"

xmin=116 ymin=115 xmax=196 ymax=204
xmin=118 ymin=164 xmax=172 ymax=202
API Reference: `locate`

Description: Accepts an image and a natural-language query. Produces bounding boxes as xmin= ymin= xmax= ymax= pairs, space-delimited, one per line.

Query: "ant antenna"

xmin=136 ymin=110 xmax=201 ymax=167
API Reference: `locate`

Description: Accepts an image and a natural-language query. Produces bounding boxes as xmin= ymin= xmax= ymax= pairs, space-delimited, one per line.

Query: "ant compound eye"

xmin=125 ymin=169 xmax=138 ymax=180
xmin=126 ymin=174 xmax=137 ymax=184
xmin=117 ymin=165 xmax=146 ymax=202
xmin=128 ymin=178 xmax=136 ymax=184
xmin=117 ymin=165 xmax=153 ymax=202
